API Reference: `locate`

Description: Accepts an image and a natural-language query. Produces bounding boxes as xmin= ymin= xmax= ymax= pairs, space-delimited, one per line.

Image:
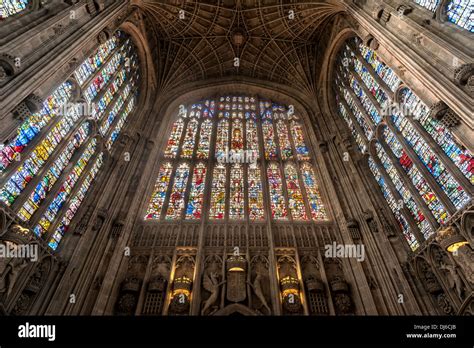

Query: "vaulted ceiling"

xmin=132 ymin=0 xmax=346 ymax=95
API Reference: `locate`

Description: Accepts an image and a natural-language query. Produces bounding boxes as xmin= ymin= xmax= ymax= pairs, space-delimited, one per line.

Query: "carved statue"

xmin=248 ymin=271 xmax=271 ymax=314
xmin=440 ymin=263 xmax=464 ymax=299
xmin=201 ymin=272 xmax=225 ymax=315
xmin=0 ymin=257 xmax=29 ymax=297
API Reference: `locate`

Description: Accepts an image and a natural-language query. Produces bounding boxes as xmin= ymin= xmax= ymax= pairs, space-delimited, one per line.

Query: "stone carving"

xmin=397 ymin=5 xmax=413 ymax=16
xmin=249 ymin=255 xmax=271 ymax=314
xmin=0 ymin=249 xmax=29 ymax=298
xmin=248 ymin=270 xmax=271 ymax=314
xmin=226 ymin=255 xmax=247 ymax=303
xmin=201 ymin=272 xmax=225 ymax=315
xmin=453 ymin=63 xmax=473 ymax=90
xmin=115 ymin=276 xmax=141 ymax=315
xmin=440 ymin=263 xmax=464 ymax=299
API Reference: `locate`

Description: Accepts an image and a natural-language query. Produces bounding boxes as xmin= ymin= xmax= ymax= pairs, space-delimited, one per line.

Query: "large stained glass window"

xmin=334 ymin=36 xmax=472 ymax=251
xmin=0 ymin=30 xmax=139 ymax=251
xmin=144 ymin=95 xmax=328 ymax=223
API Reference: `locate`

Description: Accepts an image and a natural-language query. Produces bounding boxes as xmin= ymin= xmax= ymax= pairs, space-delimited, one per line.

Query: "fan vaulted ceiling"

xmin=132 ymin=0 xmax=345 ymax=95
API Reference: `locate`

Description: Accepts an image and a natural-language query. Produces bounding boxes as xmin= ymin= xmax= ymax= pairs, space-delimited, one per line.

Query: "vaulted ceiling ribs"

xmin=134 ymin=0 xmax=344 ymax=95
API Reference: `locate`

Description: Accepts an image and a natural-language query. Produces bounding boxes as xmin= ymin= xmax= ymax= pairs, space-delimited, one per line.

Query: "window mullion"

xmin=337 ymin=72 xmax=377 ymax=130
xmin=42 ymin=148 xmax=104 ymax=245
xmin=348 ymin=44 xmax=394 ymax=97
xmin=337 ymin=92 xmax=371 ymax=147
xmin=378 ymin=136 xmax=440 ymax=231
xmin=29 ymin=136 xmax=101 ymax=235
xmin=383 ymin=118 xmax=457 ymax=214
xmin=369 ymin=150 xmax=425 ymax=243
xmin=10 ymin=118 xmax=92 ymax=213
xmin=404 ymin=114 xmax=473 ymax=196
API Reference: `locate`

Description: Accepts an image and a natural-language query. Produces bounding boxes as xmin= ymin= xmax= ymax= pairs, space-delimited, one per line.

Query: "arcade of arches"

xmin=0 ymin=0 xmax=472 ymax=316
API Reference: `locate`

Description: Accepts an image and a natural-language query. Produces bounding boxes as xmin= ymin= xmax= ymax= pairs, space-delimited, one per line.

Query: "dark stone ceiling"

xmin=132 ymin=0 xmax=345 ymax=95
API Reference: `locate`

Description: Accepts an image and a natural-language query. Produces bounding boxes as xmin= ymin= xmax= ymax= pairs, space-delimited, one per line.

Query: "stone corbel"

xmin=97 ymin=27 xmax=113 ymax=45
xmin=12 ymin=94 xmax=43 ymax=121
xmin=428 ymin=101 xmax=460 ymax=128
xmin=397 ymin=4 xmax=413 ymax=16
xmin=363 ymin=34 xmax=379 ymax=50
xmin=453 ymin=63 xmax=473 ymax=96
xmin=0 ymin=53 xmax=22 ymax=85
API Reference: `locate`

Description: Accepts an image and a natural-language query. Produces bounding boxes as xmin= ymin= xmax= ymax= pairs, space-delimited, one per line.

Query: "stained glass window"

xmin=0 ymin=81 xmax=74 ymax=173
xmin=284 ymin=164 xmax=307 ymax=220
xmin=17 ymin=122 xmax=90 ymax=221
xmin=376 ymin=142 xmax=433 ymax=239
xmin=165 ymin=119 xmax=184 ymax=158
xmin=146 ymin=95 xmax=328 ymax=223
xmin=48 ymin=152 xmax=104 ymax=250
xmin=262 ymin=120 xmax=277 ymax=160
xmin=383 ymin=127 xmax=449 ymax=224
xmin=209 ymin=163 xmax=226 ymax=219
xmin=335 ymin=36 xmax=472 ymax=250
xmin=267 ymin=163 xmax=287 ymax=219
xmin=446 ymin=0 xmax=473 ymax=31
xmin=74 ymin=34 xmax=120 ymax=86
xmin=185 ymin=163 xmax=207 ymax=219
xmin=33 ymin=139 xmax=98 ymax=237
xmin=413 ymin=0 xmax=440 ymax=11
xmin=248 ymin=164 xmax=264 ymax=220
xmin=301 ymin=163 xmax=328 ymax=220
xmin=231 ymin=120 xmax=244 ymax=152
xmin=245 ymin=120 xmax=258 ymax=152
xmin=1 ymin=0 xmax=29 ymax=18
xmin=291 ymin=121 xmax=310 ymax=160
xmin=229 ymin=164 xmax=245 ymax=219
xmin=181 ymin=119 xmax=198 ymax=158
xmin=1 ymin=30 xmax=138 ymax=251
xmin=216 ymin=119 xmax=229 ymax=159
xmin=400 ymin=88 xmax=473 ymax=184
xmin=197 ymin=120 xmax=213 ymax=159
xmin=166 ymin=163 xmax=190 ymax=219
xmin=277 ymin=120 xmax=293 ymax=160
xmin=368 ymin=157 xmax=419 ymax=251
xmin=145 ymin=163 xmax=173 ymax=220
xmin=391 ymin=111 xmax=470 ymax=209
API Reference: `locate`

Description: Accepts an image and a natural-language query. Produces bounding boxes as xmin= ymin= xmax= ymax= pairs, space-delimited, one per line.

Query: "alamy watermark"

xmin=53 ymin=101 xmax=95 ymax=118
xmin=325 ymin=242 xmax=365 ymax=262
xmin=0 ymin=242 xmax=38 ymax=262
xmin=216 ymin=147 xmax=259 ymax=166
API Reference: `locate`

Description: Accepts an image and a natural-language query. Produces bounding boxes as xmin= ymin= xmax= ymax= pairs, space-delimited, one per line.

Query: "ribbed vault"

xmin=132 ymin=0 xmax=345 ymax=95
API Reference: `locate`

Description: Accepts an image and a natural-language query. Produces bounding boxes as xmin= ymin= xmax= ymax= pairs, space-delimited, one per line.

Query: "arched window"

xmin=413 ymin=0 xmax=474 ymax=32
xmin=333 ymin=36 xmax=472 ymax=251
xmin=0 ymin=30 xmax=140 ymax=250
xmin=1 ymin=0 xmax=29 ymax=18
xmin=145 ymin=94 xmax=328 ymax=223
